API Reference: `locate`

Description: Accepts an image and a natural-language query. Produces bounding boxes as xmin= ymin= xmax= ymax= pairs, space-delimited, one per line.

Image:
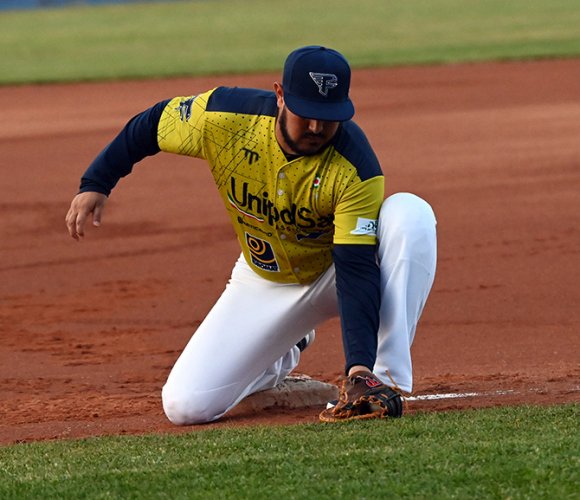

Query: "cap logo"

xmin=309 ymin=72 xmax=338 ymax=97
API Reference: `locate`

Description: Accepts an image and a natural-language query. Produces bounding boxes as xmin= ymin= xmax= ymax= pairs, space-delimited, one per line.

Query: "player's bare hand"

xmin=65 ymin=192 xmax=108 ymax=240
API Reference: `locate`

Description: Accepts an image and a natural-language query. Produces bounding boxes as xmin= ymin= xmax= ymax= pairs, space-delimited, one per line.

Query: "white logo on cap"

xmin=309 ymin=72 xmax=338 ymax=96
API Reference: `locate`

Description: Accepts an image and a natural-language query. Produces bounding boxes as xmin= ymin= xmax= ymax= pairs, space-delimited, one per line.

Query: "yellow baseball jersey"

xmin=157 ymin=87 xmax=384 ymax=284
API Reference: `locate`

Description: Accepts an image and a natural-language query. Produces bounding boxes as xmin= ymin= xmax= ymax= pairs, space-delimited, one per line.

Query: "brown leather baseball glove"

xmin=319 ymin=371 xmax=404 ymax=422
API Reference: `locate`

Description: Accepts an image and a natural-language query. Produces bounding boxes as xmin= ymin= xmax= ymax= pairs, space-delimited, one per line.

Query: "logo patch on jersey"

xmin=176 ymin=96 xmax=196 ymax=122
xmin=228 ymin=176 xmax=334 ymax=230
xmin=246 ymin=233 xmax=279 ymax=272
xmin=350 ymin=217 xmax=378 ymax=236
xmin=309 ymin=72 xmax=338 ymax=97
xmin=242 ymin=147 xmax=260 ymax=165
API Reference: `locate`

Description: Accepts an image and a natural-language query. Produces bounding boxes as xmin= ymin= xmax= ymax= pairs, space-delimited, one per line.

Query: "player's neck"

xmin=275 ymin=121 xmax=298 ymax=158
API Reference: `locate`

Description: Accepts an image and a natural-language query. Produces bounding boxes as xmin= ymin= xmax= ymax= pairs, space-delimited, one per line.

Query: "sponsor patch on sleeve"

xmin=350 ymin=217 xmax=378 ymax=236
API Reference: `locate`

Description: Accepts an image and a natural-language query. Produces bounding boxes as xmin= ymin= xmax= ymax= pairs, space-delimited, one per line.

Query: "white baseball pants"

xmin=162 ymin=192 xmax=437 ymax=424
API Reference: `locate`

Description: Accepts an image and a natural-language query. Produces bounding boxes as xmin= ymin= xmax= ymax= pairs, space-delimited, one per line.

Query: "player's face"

xmin=274 ymin=84 xmax=340 ymax=156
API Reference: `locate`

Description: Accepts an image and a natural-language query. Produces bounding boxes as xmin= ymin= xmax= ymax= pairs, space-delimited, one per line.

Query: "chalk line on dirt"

xmin=407 ymin=390 xmax=515 ymax=401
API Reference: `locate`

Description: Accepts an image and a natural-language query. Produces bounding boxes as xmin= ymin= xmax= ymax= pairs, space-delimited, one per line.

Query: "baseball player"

xmin=65 ymin=46 xmax=437 ymax=423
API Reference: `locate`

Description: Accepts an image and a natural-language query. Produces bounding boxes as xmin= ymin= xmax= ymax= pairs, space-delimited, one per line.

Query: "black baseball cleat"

xmin=295 ymin=331 xmax=315 ymax=352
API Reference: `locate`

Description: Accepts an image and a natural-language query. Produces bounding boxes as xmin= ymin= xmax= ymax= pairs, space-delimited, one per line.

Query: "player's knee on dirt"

xmin=161 ymin=385 xmax=228 ymax=425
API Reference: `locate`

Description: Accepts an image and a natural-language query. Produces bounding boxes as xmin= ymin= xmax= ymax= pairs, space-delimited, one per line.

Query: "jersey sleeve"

xmin=157 ymin=89 xmax=216 ymax=159
xmin=333 ymin=243 xmax=380 ymax=373
xmin=332 ymin=175 xmax=384 ymax=245
xmin=79 ymin=90 xmax=217 ymax=196
xmin=331 ymin=148 xmax=384 ymax=373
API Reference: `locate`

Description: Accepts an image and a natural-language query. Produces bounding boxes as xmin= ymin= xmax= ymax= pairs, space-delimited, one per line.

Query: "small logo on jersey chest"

xmin=242 ymin=147 xmax=260 ymax=165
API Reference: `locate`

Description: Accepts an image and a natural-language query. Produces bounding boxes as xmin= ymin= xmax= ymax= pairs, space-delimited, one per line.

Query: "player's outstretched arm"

xmin=65 ymin=191 xmax=108 ymax=241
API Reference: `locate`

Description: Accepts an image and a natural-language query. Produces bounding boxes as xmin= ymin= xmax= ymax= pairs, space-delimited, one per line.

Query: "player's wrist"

xmin=347 ymin=365 xmax=373 ymax=377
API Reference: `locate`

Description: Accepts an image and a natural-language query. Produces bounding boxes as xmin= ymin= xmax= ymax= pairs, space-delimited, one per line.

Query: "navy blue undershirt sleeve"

xmin=332 ymin=243 xmax=380 ymax=374
xmin=79 ymin=99 xmax=170 ymax=195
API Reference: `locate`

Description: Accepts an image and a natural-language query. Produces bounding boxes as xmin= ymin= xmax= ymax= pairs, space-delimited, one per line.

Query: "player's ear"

xmin=274 ymin=82 xmax=285 ymax=107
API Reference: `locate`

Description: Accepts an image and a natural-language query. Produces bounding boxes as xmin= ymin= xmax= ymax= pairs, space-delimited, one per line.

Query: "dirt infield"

xmin=1 ymin=59 xmax=579 ymax=445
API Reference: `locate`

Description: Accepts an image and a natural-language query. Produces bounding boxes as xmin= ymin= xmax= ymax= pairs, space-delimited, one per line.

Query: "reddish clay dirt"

xmin=1 ymin=60 xmax=579 ymax=445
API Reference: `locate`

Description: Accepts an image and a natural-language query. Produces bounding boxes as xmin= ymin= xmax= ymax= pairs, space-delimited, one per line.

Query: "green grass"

xmin=1 ymin=405 xmax=578 ymax=498
xmin=1 ymin=0 xmax=580 ymax=84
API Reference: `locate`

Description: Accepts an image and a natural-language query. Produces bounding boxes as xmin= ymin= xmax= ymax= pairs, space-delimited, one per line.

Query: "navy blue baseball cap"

xmin=282 ymin=45 xmax=354 ymax=122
